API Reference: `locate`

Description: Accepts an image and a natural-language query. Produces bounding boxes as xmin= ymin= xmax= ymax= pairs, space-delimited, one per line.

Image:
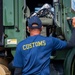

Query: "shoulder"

xmin=17 ymin=36 xmax=33 ymax=46
xmin=40 ymin=35 xmax=54 ymax=44
xmin=17 ymin=38 xmax=28 ymax=47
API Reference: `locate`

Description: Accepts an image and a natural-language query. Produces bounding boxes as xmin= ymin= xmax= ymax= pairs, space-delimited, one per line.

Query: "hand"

xmin=72 ymin=17 xmax=75 ymax=27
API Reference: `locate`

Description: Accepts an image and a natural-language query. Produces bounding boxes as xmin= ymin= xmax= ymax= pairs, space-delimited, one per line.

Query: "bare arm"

xmin=67 ymin=28 xmax=75 ymax=48
xmin=67 ymin=17 xmax=75 ymax=48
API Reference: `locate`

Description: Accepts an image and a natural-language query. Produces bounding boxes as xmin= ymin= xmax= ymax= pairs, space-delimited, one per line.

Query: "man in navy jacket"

xmin=13 ymin=16 xmax=75 ymax=75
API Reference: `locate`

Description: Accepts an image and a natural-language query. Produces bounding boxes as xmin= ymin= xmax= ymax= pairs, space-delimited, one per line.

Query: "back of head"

xmin=28 ymin=16 xmax=42 ymax=29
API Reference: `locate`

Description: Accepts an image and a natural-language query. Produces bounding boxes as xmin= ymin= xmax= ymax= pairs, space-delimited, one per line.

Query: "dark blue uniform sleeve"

xmin=52 ymin=37 xmax=67 ymax=50
xmin=52 ymin=28 xmax=75 ymax=50
xmin=14 ymin=68 xmax=22 ymax=75
xmin=13 ymin=44 xmax=23 ymax=67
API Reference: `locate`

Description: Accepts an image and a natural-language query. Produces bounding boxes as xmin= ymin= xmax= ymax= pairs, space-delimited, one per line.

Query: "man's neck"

xmin=30 ymin=32 xmax=40 ymax=36
xmin=30 ymin=29 xmax=41 ymax=36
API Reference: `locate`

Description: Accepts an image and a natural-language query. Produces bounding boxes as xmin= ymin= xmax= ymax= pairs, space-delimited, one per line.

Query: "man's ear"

xmin=40 ymin=26 xmax=43 ymax=31
xmin=42 ymin=26 xmax=43 ymax=29
xmin=41 ymin=26 xmax=43 ymax=30
xmin=27 ymin=26 xmax=30 ymax=32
